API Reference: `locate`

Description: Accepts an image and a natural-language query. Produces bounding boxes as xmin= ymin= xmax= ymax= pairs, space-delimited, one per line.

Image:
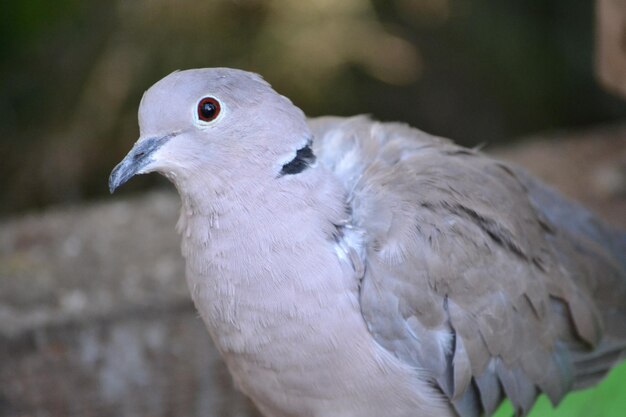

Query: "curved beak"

xmin=108 ymin=134 xmax=173 ymax=193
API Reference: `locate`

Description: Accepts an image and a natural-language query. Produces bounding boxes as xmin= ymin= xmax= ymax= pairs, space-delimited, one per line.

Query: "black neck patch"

xmin=280 ymin=142 xmax=316 ymax=176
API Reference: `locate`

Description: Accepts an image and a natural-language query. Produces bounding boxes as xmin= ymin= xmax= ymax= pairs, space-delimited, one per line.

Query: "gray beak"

xmin=109 ymin=134 xmax=172 ymax=193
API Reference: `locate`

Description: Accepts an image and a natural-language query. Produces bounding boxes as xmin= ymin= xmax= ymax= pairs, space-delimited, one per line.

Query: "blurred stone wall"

xmin=0 ymin=193 xmax=261 ymax=417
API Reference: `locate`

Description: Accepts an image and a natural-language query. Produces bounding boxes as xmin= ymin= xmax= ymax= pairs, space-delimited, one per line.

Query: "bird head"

xmin=109 ymin=68 xmax=313 ymax=194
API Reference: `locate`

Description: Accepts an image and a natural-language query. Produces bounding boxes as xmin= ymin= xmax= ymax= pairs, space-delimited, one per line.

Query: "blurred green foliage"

xmin=1 ymin=0 xmax=625 ymax=214
xmin=0 ymin=1 xmax=81 ymax=56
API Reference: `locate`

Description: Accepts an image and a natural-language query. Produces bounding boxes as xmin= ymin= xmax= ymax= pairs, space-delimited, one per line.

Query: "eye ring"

xmin=197 ymin=97 xmax=221 ymax=122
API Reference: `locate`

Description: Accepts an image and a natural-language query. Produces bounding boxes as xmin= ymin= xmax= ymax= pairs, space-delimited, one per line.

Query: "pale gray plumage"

xmin=110 ymin=68 xmax=626 ymax=417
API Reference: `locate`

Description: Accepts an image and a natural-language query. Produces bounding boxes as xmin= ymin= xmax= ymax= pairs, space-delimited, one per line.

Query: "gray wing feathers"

xmin=474 ymin=365 xmax=502 ymax=416
xmin=514 ymin=167 xmax=626 ymax=270
xmin=515 ymin=169 xmax=626 ymax=387
xmin=309 ymin=116 xmax=626 ymax=417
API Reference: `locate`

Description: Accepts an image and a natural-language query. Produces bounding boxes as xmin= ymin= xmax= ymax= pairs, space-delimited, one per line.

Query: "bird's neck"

xmin=175 ymin=165 xmax=357 ymax=349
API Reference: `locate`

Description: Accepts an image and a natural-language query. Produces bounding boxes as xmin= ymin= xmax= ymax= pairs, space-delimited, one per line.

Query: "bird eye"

xmin=197 ymin=97 xmax=221 ymax=122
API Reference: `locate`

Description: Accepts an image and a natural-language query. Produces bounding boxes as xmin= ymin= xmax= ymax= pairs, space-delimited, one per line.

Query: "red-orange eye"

xmin=197 ymin=97 xmax=221 ymax=122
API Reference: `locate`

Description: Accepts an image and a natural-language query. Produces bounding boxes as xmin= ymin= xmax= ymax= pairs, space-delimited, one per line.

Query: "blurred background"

xmin=1 ymin=1 xmax=626 ymax=417
xmin=2 ymin=0 xmax=626 ymax=214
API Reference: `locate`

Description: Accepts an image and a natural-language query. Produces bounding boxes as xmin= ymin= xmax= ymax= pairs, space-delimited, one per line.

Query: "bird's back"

xmin=308 ymin=115 xmax=626 ymax=417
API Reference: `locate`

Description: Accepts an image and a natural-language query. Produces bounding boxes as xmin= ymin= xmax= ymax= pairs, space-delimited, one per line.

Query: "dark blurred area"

xmin=1 ymin=0 xmax=626 ymax=216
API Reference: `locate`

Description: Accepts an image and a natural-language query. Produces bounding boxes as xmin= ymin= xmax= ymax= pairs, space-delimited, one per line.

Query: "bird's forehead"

xmin=138 ymin=68 xmax=271 ymax=134
xmin=142 ymin=69 xmax=269 ymax=109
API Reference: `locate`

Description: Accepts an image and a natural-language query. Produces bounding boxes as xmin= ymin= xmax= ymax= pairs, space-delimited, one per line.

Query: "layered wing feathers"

xmin=309 ymin=116 xmax=626 ymax=417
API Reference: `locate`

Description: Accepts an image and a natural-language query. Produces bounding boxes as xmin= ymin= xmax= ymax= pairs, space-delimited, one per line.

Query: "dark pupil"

xmin=201 ymin=101 xmax=216 ymax=119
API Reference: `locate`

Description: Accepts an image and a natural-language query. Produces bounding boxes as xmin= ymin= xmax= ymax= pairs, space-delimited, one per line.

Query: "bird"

xmin=109 ymin=68 xmax=626 ymax=417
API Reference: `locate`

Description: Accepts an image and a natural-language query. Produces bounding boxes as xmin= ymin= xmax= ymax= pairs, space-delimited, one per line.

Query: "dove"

xmin=109 ymin=68 xmax=626 ymax=417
